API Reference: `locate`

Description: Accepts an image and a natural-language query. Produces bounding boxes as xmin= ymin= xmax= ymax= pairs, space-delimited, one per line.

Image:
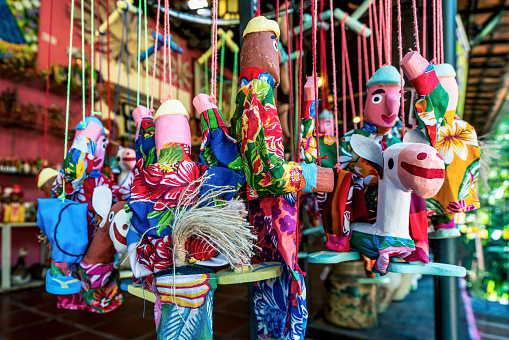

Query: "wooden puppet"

xmin=318 ymin=109 xmax=335 ymax=137
xmin=36 ymin=167 xmax=59 ymax=198
xmin=3 ymin=185 xmax=25 ymax=223
xmin=39 ymin=117 xmax=132 ymax=313
xmin=126 ymin=100 xmax=253 ymax=339
xmin=116 ymin=146 xmax=136 ymax=187
xmin=348 ymin=131 xmax=445 ymax=273
xmin=401 ymin=56 xmax=481 ymax=237
xmin=230 ymin=14 xmax=334 ymax=340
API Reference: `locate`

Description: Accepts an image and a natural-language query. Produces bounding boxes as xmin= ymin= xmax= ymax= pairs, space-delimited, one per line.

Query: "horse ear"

xmin=350 ymin=134 xmax=383 ymax=167
xmin=403 ymin=129 xmax=429 ymax=145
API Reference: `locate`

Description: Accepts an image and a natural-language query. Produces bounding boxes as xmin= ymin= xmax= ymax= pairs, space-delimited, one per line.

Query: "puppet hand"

xmin=304 ymin=76 xmax=322 ymax=101
xmin=193 ymin=94 xmax=218 ymax=113
xmin=81 ymin=121 xmax=104 ymax=142
xmin=401 ymin=51 xmax=429 ymax=80
xmin=313 ymin=166 xmax=334 ymax=193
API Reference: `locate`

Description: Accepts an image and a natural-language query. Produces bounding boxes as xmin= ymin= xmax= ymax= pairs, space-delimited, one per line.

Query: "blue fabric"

xmin=201 ymin=167 xmax=245 ymax=201
xmin=362 ymin=121 xmax=379 ymax=134
xmin=0 ymin=0 xmax=26 ymax=46
xmin=241 ymin=71 xmax=275 ymax=89
xmin=37 ymin=198 xmax=89 ymax=264
xmin=301 ymin=163 xmax=317 ymax=193
xmin=200 ymin=129 xmax=241 ymax=170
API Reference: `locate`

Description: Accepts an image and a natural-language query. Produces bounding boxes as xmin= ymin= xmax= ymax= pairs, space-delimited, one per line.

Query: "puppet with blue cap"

xmin=38 ymin=117 xmax=132 ymax=314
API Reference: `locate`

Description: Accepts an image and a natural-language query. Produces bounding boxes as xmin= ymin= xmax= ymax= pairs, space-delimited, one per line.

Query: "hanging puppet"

xmin=37 ymin=117 xmax=132 ymax=313
xmin=230 ymin=14 xmax=334 ymax=340
xmin=125 ymin=98 xmax=254 ymax=339
xmin=400 ymin=51 xmax=481 ymax=238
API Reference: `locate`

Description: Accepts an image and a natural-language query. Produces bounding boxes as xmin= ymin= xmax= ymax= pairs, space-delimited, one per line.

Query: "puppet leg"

xmin=154 ymin=267 xmax=217 ymax=340
xmin=250 ymin=197 xmax=308 ymax=340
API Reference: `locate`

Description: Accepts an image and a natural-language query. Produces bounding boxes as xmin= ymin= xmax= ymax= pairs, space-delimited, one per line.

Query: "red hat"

xmin=11 ymin=185 xmax=23 ymax=197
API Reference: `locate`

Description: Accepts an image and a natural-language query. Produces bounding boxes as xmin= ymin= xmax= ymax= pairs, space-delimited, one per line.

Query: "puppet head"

xmin=319 ymin=110 xmax=335 ymax=136
xmin=133 ymin=105 xmax=152 ymax=139
xmin=435 ymin=63 xmax=458 ymax=113
xmin=36 ymin=167 xmax=59 ymax=198
xmin=118 ymin=147 xmax=136 ymax=172
xmin=74 ymin=117 xmax=108 ymax=171
xmin=364 ymin=66 xmax=403 ymax=130
xmin=108 ymin=202 xmax=132 ymax=253
xmin=154 ymin=99 xmax=191 ymax=154
xmin=240 ymin=15 xmax=281 ymax=86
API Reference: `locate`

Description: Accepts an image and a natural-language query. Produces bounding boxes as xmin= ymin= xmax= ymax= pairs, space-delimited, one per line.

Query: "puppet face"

xmin=41 ymin=177 xmax=56 ymax=198
xmin=364 ymin=84 xmax=401 ymax=129
xmin=120 ymin=148 xmax=136 ymax=172
xmin=438 ymin=75 xmax=459 ymax=112
xmin=319 ymin=117 xmax=335 ymax=136
xmin=93 ymin=135 xmax=109 ymax=170
xmin=240 ymin=31 xmax=282 ymax=86
xmin=107 ymin=201 xmax=131 ymax=253
xmin=397 ymin=143 xmax=445 ymax=198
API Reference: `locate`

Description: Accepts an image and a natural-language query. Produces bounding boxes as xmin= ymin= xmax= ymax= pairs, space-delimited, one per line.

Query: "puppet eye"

xmin=273 ymin=41 xmax=278 ymax=51
xmin=388 ymin=158 xmax=394 ymax=169
xmin=372 ymin=94 xmax=382 ymax=104
xmin=101 ymin=143 xmax=107 ymax=150
xmin=108 ymin=211 xmax=115 ymax=222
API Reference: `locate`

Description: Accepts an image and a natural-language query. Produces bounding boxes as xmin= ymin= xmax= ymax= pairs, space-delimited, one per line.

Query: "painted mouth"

xmin=93 ymin=158 xmax=102 ymax=167
xmin=381 ymin=114 xmax=396 ymax=124
xmin=401 ymin=162 xmax=445 ymax=179
xmin=123 ymin=157 xmax=136 ymax=162
xmin=112 ymin=222 xmax=127 ymax=243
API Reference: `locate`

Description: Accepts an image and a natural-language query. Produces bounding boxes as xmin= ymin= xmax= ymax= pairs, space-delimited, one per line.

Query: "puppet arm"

xmin=134 ymin=117 xmax=157 ymax=167
xmin=52 ymin=122 xmax=102 ymax=196
xmin=300 ymin=78 xmax=319 ymax=164
xmin=401 ymin=51 xmax=449 ymax=147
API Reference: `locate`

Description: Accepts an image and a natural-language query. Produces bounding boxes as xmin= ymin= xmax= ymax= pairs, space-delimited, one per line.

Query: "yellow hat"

xmin=37 ymin=167 xmax=59 ymax=189
xmin=243 ymin=16 xmax=280 ymax=39
xmin=153 ymin=99 xmax=190 ymax=121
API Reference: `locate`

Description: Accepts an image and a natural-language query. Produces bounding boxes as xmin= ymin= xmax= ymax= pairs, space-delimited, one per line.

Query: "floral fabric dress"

xmin=51 ymin=134 xmax=131 ymax=313
xmin=408 ymin=66 xmax=481 ymax=230
xmin=231 ymin=67 xmax=314 ymax=340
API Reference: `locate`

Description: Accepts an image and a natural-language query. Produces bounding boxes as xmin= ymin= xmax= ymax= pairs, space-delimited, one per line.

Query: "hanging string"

xmin=357 ymin=31 xmax=364 ymax=126
xmin=423 ymin=0 xmax=426 ymax=59
xmin=412 ymin=0 xmax=421 ymax=53
xmin=43 ymin=0 xmax=54 ymax=161
xmin=176 ymin=53 xmax=180 ymax=100
xmin=229 ymin=50 xmax=238 ymax=119
xmin=204 ymin=61 xmax=209 ymax=95
xmin=368 ymin=0 xmax=375 ymax=75
xmin=285 ymin=0 xmax=294 ymax=144
xmin=210 ymin=0 xmax=219 ymax=102
xmin=90 ymin=0 xmax=95 ymax=116
xmin=96 ymin=0 xmax=103 ymax=114
xmin=439 ymin=0 xmax=444 ymax=63
xmin=166 ymin=0 xmax=172 ymax=99
xmin=340 ymin=18 xmax=347 ymax=135
xmin=162 ymin=0 xmax=168 ymax=99
xmin=112 ymin=12 xmax=127 ymax=141
xmin=126 ymin=13 xmax=132 ymax=147
xmin=372 ymin=0 xmax=382 ymax=68
xmin=397 ymin=0 xmax=405 ymax=137
xmin=106 ymin=0 xmax=112 ymax=139
xmin=80 ymin=0 xmax=86 ymax=122
xmin=296 ymin=0 xmax=304 ymax=161
xmin=341 ymin=15 xmax=358 ymax=130
xmin=137 ymin=10 xmax=141 ymax=107
xmin=257 ymin=0 xmax=260 ymax=13
xmin=319 ymin=0 xmax=329 ymax=112
xmin=218 ymin=33 xmax=226 ymax=109
xmin=433 ymin=0 xmax=437 ymax=62
xmin=378 ymin=0 xmax=385 ymax=64
xmin=329 ymin=0 xmax=340 ymax=169
xmin=150 ymin=0 xmax=162 ymax=110
xmin=311 ymin=0 xmax=321 ymax=164
xmin=64 ymin=0 xmax=76 ymax=156
xmin=362 ymin=32 xmax=369 ymax=85
xmin=143 ymin=0 xmax=149 ymax=106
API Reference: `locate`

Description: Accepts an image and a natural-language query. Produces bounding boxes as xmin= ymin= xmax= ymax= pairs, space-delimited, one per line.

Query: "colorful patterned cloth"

xmin=233 ymin=67 xmax=309 ymax=340
xmin=128 ymin=107 xmax=244 ymax=278
xmin=154 ymin=267 xmax=217 ymax=340
xmin=50 ymin=133 xmax=131 ymax=313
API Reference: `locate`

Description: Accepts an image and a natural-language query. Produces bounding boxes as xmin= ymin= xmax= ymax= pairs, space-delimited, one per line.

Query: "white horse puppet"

xmin=349 ymin=130 xmax=445 ymax=273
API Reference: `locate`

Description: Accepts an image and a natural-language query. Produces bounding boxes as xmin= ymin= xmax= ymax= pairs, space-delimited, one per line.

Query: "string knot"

xmin=359 ymin=24 xmax=366 ymax=35
xmin=341 ymin=13 xmax=348 ymax=25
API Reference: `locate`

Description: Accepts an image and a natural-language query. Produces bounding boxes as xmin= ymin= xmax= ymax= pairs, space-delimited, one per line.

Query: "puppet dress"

xmin=231 ymin=67 xmax=318 ymax=340
xmin=51 ymin=135 xmax=131 ymax=313
xmin=128 ymin=109 xmax=245 ymax=287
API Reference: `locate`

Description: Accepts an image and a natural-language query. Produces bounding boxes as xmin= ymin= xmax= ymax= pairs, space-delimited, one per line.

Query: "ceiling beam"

xmin=477 ymin=38 xmax=509 ymax=45
xmin=460 ymin=6 xmax=509 ymax=14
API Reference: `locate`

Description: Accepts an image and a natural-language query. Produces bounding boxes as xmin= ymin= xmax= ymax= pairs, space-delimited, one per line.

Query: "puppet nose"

xmin=385 ymin=93 xmax=401 ymax=115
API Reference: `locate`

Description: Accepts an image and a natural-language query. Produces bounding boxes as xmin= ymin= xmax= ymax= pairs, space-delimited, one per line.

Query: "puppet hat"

xmin=243 ymin=15 xmax=280 ymax=39
xmin=36 ymin=167 xmax=59 ymax=189
xmin=366 ymin=65 xmax=404 ymax=87
xmin=319 ymin=109 xmax=333 ymax=120
xmin=154 ymin=99 xmax=190 ymax=120
xmin=74 ymin=116 xmax=105 ymax=135
xmin=435 ymin=63 xmax=456 ymax=77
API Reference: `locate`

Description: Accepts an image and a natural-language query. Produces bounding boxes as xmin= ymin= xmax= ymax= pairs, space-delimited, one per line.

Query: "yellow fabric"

xmin=154 ymin=99 xmax=189 ymax=120
xmin=37 ymin=168 xmax=59 ymax=189
xmin=243 ymin=16 xmax=280 ymax=39
xmin=4 ymin=203 xmax=25 ymax=223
